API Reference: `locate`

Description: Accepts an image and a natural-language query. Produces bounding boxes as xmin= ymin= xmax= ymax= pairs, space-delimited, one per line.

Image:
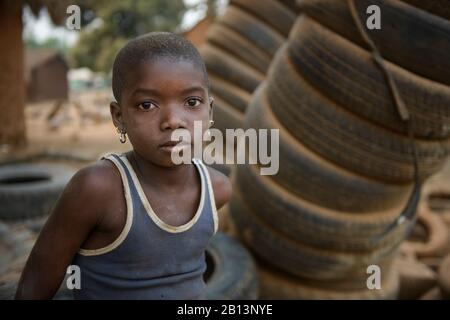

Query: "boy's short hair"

xmin=112 ymin=32 xmax=209 ymax=103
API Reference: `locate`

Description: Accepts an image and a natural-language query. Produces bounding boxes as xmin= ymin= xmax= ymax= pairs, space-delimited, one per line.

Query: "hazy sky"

xmin=23 ymin=0 xmax=228 ymax=46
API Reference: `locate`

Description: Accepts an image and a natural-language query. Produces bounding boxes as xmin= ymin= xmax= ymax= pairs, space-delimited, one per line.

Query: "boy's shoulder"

xmin=203 ymin=165 xmax=232 ymax=210
xmin=68 ymin=158 xmax=122 ymax=199
xmin=50 ymin=158 xmax=124 ymax=230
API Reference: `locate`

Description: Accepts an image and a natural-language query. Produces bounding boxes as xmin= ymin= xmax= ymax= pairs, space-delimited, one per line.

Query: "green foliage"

xmin=68 ymin=0 xmax=187 ymax=73
xmin=24 ymin=34 xmax=68 ymax=55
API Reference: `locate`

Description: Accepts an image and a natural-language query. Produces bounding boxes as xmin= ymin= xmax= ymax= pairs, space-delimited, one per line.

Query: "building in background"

xmin=25 ymin=48 xmax=68 ymax=103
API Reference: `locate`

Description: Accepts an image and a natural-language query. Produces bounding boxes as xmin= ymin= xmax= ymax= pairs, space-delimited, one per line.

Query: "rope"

xmin=346 ymin=0 xmax=421 ymax=243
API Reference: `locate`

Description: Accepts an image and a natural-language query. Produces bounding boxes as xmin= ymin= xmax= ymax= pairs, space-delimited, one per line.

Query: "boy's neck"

xmin=126 ymin=150 xmax=194 ymax=192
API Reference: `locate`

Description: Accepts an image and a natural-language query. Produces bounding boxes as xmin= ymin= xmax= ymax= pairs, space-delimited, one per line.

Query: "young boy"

xmin=15 ymin=32 xmax=232 ymax=299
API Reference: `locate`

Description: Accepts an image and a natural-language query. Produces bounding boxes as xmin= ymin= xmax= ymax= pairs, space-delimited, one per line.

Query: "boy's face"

xmin=110 ymin=58 xmax=212 ymax=167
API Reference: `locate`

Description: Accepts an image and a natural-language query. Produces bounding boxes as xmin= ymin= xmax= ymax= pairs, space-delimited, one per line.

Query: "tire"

xmin=438 ymin=254 xmax=450 ymax=299
xmin=0 ymin=163 xmax=75 ymax=220
xmin=229 ymin=189 xmax=403 ymax=280
xmin=255 ymin=254 xmax=395 ymax=292
xmin=297 ymin=0 xmax=450 ymax=86
xmin=201 ymin=44 xmax=265 ymax=94
xmin=209 ymin=74 xmax=251 ymax=113
xmin=401 ymin=204 xmax=449 ymax=258
xmin=232 ymin=162 xmax=415 ymax=252
xmin=230 ymin=0 xmax=297 ymax=36
xmin=423 ymin=180 xmax=450 ymax=216
xmin=212 ymin=96 xmax=245 ymax=132
xmin=394 ymin=254 xmax=437 ymax=300
xmin=400 ymin=0 xmax=450 ymax=21
xmin=271 ymin=43 xmax=450 ymax=183
xmin=206 ymin=23 xmax=272 ymax=74
xmin=209 ymin=162 xmax=232 ymax=177
xmin=257 ymin=259 xmax=400 ymax=299
xmin=419 ymin=287 xmax=442 ymax=300
xmin=218 ymin=6 xmax=285 ymax=57
xmin=246 ymin=82 xmax=413 ymax=212
xmin=288 ymin=15 xmax=450 ymax=139
xmin=201 ymin=232 xmax=258 ymax=300
xmin=218 ymin=203 xmax=240 ymax=239
xmin=278 ymin=0 xmax=299 ymax=13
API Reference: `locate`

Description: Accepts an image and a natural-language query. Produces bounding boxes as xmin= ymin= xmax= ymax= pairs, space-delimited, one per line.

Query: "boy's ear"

xmin=110 ymin=101 xmax=125 ymax=131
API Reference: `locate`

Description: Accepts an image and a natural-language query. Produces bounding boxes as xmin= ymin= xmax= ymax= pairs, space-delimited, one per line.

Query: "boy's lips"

xmin=159 ymin=140 xmax=190 ymax=152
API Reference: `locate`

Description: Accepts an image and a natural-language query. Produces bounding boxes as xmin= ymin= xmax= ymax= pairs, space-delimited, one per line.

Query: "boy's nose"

xmin=160 ymin=105 xmax=187 ymax=131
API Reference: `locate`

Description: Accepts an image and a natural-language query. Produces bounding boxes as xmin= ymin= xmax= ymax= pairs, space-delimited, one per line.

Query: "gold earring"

xmin=209 ymin=120 xmax=214 ymax=126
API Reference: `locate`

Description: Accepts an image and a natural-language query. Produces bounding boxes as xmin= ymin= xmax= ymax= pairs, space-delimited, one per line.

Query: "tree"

xmin=0 ymin=0 xmax=70 ymax=148
xmin=0 ymin=0 xmax=217 ymax=148
xmin=68 ymin=0 xmax=187 ymax=73
xmin=206 ymin=0 xmax=221 ymax=18
xmin=25 ymin=34 xmax=68 ymax=55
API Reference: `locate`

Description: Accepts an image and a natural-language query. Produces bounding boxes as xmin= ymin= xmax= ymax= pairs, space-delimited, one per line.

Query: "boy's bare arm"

xmin=15 ymin=162 xmax=116 ymax=299
xmin=207 ymin=167 xmax=232 ymax=210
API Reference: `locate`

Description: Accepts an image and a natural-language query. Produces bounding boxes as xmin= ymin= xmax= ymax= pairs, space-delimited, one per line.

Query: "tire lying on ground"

xmin=201 ymin=232 xmax=258 ymax=300
xmin=288 ymin=15 xmax=450 ymax=140
xmin=297 ymin=0 xmax=450 ymax=86
xmin=0 ymin=163 xmax=75 ymax=220
xmin=257 ymin=259 xmax=400 ymax=299
xmin=246 ymin=82 xmax=413 ymax=212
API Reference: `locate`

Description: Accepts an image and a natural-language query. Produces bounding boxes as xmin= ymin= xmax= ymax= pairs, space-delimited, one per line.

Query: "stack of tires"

xmin=200 ymin=0 xmax=298 ymax=132
xmin=229 ymin=0 xmax=450 ymax=299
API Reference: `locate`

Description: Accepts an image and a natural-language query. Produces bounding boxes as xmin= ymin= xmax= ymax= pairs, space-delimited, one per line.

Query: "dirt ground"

xmin=21 ymin=89 xmax=130 ymax=161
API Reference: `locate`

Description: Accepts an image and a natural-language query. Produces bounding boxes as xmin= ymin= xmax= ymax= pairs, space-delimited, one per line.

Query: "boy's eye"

xmin=186 ymin=98 xmax=201 ymax=108
xmin=137 ymin=101 xmax=156 ymax=111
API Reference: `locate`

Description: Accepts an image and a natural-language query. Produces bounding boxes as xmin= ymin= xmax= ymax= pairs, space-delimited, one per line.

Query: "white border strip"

xmin=78 ymin=155 xmax=134 ymax=256
xmin=197 ymin=161 xmax=219 ymax=234
xmin=120 ymin=156 xmax=205 ymax=233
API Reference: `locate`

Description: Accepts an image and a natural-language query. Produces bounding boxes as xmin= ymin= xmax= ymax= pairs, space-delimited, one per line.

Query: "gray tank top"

xmin=71 ymin=153 xmax=218 ymax=299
